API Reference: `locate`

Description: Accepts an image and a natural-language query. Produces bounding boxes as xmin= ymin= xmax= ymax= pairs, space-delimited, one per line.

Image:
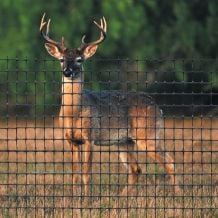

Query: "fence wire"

xmin=0 ymin=58 xmax=217 ymax=217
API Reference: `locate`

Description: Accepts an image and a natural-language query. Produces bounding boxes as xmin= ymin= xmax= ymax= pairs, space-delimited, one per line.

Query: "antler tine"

xmin=46 ymin=19 xmax=51 ymax=36
xmin=81 ymin=35 xmax=86 ymax=44
xmin=93 ymin=17 xmax=107 ymax=38
xmin=80 ymin=17 xmax=107 ymax=48
xmin=40 ymin=13 xmax=46 ymax=32
xmin=93 ymin=17 xmax=107 ymax=42
xmin=40 ymin=13 xmax=65 ymax=50
xmin=103 ymin=16 xmax=107 ymax=33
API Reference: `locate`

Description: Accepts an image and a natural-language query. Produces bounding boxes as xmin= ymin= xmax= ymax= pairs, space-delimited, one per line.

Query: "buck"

xmin=40 ymin=14 xmax=181 ymax=197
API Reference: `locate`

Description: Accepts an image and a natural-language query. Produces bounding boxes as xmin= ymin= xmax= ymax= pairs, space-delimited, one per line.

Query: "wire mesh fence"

xmin=0 ymin=58 xmax=217 ymax=217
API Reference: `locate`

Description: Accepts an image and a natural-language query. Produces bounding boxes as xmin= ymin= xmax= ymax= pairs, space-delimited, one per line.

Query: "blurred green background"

xmin=0 ymin=0 xmax=217 ymax=117
xmin=0 ymin=0 xmax=218 ymax=58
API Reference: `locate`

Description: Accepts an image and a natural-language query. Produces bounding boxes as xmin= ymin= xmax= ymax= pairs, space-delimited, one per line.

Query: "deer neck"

xmin=61 ymin=75 xmax=84 ymax=117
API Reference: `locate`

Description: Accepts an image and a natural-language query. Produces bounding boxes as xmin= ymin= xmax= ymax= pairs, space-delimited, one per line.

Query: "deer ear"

xmin=44 ymin=43 xmax=63 ymax=59
xmin=82 ymin=44 xmax=98 ymax=59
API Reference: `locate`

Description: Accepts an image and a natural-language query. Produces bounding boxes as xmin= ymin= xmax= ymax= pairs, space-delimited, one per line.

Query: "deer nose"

xmin=63 ymin=67 xmax=73 ymax=77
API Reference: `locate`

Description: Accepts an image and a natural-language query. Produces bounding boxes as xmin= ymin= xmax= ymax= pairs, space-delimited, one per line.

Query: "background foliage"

xmin=0 ymin=0 xmax=217 ymax=116
xmin=0 ymin=0 xmax=217 ymax=58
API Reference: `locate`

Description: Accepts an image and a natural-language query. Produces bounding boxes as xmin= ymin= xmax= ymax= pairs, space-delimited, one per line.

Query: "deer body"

xmin=61 ymin=83 xmax=160 ymax=146
xmin=40 ymin=14 xmax=181 ymax=197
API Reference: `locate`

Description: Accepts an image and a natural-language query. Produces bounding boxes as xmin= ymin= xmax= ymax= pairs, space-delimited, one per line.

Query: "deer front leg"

xmin=65 ymin=131 xmax=81 ymax=193
xmin=71 ymin=144 xmax=81 ymax=193
xmin=82 ymin=141 xmax=93 ymax=197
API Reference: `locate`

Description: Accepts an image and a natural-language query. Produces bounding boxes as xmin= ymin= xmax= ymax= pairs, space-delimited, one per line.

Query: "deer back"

xmin=81 ymin=90 xmax=162 ymax=146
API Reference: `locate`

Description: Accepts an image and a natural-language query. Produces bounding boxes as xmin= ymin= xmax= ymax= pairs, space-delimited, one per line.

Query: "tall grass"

xmin=0 ymin=117 xmax=217 ymax=217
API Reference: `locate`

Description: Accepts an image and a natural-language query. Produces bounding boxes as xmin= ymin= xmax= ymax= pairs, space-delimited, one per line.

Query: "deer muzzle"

xmin=63 ymin=67 xmax=80 ymax=79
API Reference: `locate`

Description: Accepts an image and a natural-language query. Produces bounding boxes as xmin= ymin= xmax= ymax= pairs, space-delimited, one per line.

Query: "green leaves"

xmin=0 ymin=1 xmax=217 ymax=58
xmin=0 ymin=0 xmax=217 ymax=116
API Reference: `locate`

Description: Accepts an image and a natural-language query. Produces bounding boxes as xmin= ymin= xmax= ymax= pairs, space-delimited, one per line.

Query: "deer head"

xmin=40 ymin=13 xmax=107 ymax=79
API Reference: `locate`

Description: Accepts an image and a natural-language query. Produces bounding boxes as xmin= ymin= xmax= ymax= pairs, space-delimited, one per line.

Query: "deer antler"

xmin=40 ymin=13 xmax=65 ymax=51
xmin=80 ymin=17 xmax=107 ymax=51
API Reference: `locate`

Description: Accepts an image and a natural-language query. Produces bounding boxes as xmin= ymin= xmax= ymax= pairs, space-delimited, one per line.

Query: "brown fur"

xmin=41 ymin=14 xmax=180 ymax=197
xmin=59 ymin=84 xmax=181 ymax=196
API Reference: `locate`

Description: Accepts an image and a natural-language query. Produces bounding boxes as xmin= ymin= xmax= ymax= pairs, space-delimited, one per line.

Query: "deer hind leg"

xmin=130 ymin=106 xmax=181 ymax=195
xmin=137 ymin=139 xmax=181 ymax=195
xmin=119 ymin=147 xmax=142 ymax=196
xmin=81 ymin=140 xmax=93 ymax=197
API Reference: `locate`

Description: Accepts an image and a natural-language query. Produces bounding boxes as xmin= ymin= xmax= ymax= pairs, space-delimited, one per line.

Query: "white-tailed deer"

xmin=40 ymin=14 xmax=181 ymax=197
